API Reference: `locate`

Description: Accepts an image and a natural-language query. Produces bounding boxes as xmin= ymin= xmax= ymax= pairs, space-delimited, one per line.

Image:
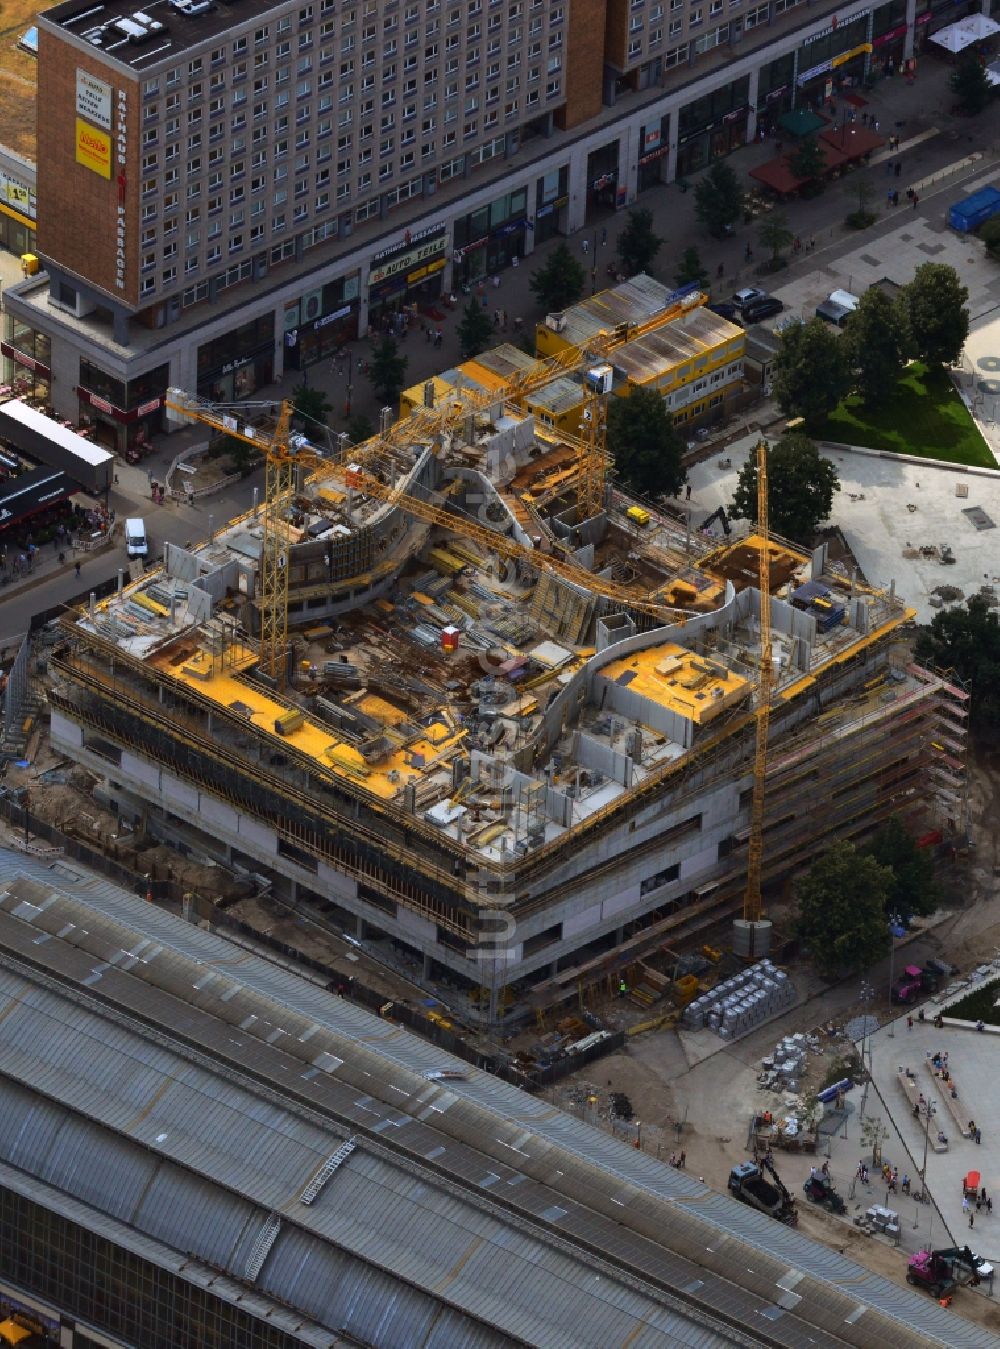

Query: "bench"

xmin=925 ymin=1061 xmax=971 ymax=1138
xmin=897 ymin=1071 xmax=948 ymax=1152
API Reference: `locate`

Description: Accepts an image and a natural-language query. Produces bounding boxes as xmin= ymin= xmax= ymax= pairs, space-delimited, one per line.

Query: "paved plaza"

xmin=867 ymin=978 xmax=1000 ymax=1265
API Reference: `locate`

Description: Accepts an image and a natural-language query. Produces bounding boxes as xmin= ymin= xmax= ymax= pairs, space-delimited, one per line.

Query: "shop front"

xmin=535 ymin=167 xmax=569 ymax=244
xmin=452 ymin=190 xmax=530 ymax=287
xmin=0 ymin=163 xmax=35 ymax=258
xmin=585 ymin=142 xmax=620 ymax=217
xmin=367 ymin=224 xmax=448 ymax=323
xmin=1 ymin=320 xmax=50 ymax=402
xmin=77 ymin=360 xmax=170 ymax=458
xmin=284 ymin=274 xmax=361 ymax=371
xmin=676 ymin=78 xmax=751 ymax=178
xmin=755 ymin=54 xmax=796 ymax=137
xmin=919 ymin=0 xmax=980 ymax=48
xmin=196 ymin=315 xmax=275 ymax=403
xmin=795 ymin=15 xmax=872 ymax=107
xmin=637 ymin=117 xmax=670 ymax=192
xmin=872 ymin=0 xmax=909 ymax=72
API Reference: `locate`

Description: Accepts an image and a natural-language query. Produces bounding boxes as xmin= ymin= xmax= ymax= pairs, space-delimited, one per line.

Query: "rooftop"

xmin=0 ymin=850 xmax=991 ymax=1349
xmin=610 ymin=307 xmax=744 ymax=386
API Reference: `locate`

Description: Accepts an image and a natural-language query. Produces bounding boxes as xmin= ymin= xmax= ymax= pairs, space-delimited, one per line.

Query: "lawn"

xmin=818 ymin=362 xmax=997 ymax=469
xmin=944 ymin=977 xmax=1000 ymax=1026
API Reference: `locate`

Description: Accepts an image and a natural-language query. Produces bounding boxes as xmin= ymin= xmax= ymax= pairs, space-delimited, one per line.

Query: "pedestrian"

xmin=501 ymin=309 xmax=507 ymax=330
xmin=978 ymin=1196 xmax=983 ymax=1212
xmin=886 ymin=159 xmax=894 ymax=176
xmin=74 ymin=560 xmax=81 ymax=578
xmin=892 ymin=190 xmax=899 ymax=207
xmin=976 ymin=1127 xmax=982 ymax=1144
xmin=425 ymin=325 xmax=432 ymax=343
xmin=808 ymin=235 xmax=815 ymax=251
xmin=678 ymin=1151 xmax=686 ymax=1169
xmin=907 ymin=1015 xmax=914 ymax=1030
xmin=581 ymin=237 xmax=589 ymax=254
xmin=685 ymin=483 xmax=692 ymax=501
xmin=793 ymin=235 xmax=802 ymax=253
xmin=861 ymin=111 xmax=868 ymax=127
xmin=493 ymin=309 xmax=501 ymax=327
xmin=963 ymin=1196 xmax=971 ymax=1214
xmin=989 ymin=1197 xmax=993 ymax=1215
xmin=58 ymin=551 xmax=65 ymax=566
xmin=874 ymin=119 xmax=880 ymax=132
xmin=434 ymin=329 xmax=443 ymax=348
xmin=912 ymin=192 xmax=919 ymax=210
xmin=887 ymin=189 xmax=894 ymax=206
xmin=744 ymin=242 xmax=753 ymax=261
xmin=894 ymin=160 xmax=902 ymax=179
xmin=971 ymin=1212 xmax=975 ymax=1229
xmin=669 ymin=1152 xmax=677 ymax=1166
xmin=601 ymin=226 xmax=608 ymax=246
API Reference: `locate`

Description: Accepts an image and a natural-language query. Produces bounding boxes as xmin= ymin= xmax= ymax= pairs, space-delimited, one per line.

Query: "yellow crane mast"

xmin=738 ymin=438 xmax=773 ymax=959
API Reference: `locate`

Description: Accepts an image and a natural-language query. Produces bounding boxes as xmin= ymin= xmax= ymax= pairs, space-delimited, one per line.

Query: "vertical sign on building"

xmin=115 ymin=88 xmax=128 ymax=292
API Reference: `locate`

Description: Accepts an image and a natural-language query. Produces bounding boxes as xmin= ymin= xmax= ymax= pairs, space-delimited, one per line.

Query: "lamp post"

xmin=859 ymin=979 xmax=874 ymax=1121
xmin=887 ymin=912 xmax=902 ymax=1036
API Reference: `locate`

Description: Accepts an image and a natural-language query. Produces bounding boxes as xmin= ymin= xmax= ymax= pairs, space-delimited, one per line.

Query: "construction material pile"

xmin=683 ymin=960 xmax=795 ymax=1039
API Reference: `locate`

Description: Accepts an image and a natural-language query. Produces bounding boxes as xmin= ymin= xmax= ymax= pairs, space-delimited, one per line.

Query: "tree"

xmin=693 ymin=159 xmax=743 ymax=239
xmin=867 ymin=816 xmax=939 ymax=924
xmin=457 ymin=299 xmax=494 ymax=359
xmin=291 ymin=382 xmax=333 ymax=431
xmin=606 ymin=387 xmax=685 ymax=499
xmin=845 ymin=173 xmax=878 ymax=228
xmin=981 ymin=217 xmax=1000 ymax=262
xmin=796 ymin=843 xmax=893 ymax=978
xmin=214 ymin=433 xmax=258 ymax=475
xmin=616 ymin=207 xmax=662 ymax=277
xmin=789 ymin=135 xmax=825 ymax=182
xmin=903 ymin=263 xmax=970 ymax=369
xmin=772 ymin=318 xmax=853 ymax=431
xmin=731 ymin=433 xmax=840 ymax=544
xmin=757 ymin=211 xmax=793 ymax=268
xmin=369 ymin=336 xmax=409 ymax=406
xmin=951 ymin=50 xmax=992 ymax=116
xmin=529 ymin=242 xmax=586 ymax=312
xmin=673 ymin=246 xmax=710 ymax=290
xmin=914 ymin=595 xmax=1000 ymax=740
xmin=844 ymin=287 xmax=908 ymax=407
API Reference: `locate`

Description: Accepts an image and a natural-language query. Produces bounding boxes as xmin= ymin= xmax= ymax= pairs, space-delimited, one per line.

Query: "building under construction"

xmin=45 ymin=296 xmax=967 ymax=1026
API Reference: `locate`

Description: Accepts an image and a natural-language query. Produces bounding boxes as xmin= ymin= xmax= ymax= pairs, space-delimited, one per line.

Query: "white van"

xmin=125 ymin=518 xmax=149 ymax=559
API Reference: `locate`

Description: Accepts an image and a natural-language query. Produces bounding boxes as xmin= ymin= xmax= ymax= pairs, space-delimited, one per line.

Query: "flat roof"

xmin=612 ymin=309 xmax=743 ymax=384
xmin=0 ymin=464 xmax=74 ymax=527
xmin=0 ymin=398 xmax=113 ymax=468
xmin=598 ymin=641 xmax=752 ymax=724
xmin=40 ymin=0 xmax=286 ymax=69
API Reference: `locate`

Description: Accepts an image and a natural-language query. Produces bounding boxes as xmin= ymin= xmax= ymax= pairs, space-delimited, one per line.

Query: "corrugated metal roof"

xmin=0 ymin=854 xmax=995 ymax=1348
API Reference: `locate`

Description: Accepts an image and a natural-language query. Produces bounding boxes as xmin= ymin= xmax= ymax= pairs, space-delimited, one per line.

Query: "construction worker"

xmin=618 ymin=978 xmax=628 ymax=998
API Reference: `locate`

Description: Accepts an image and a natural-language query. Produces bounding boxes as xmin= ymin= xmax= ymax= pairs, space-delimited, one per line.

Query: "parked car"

xmin=707 ymin=301 xmax=741 ymax=323
xmin=742 ymin=295 xmax=785 ymax=324
xmin=732 ymin=286 xmax=767 ymax=311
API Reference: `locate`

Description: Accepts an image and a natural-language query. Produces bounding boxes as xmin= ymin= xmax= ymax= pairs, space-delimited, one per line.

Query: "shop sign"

xmin=371 ymin=221 xmax=446 ymax=266
xmin=0 ymin=342 xmax=50 ymax=379
xmin=453 ymin=236 xmax=489 ymax=260
xmin=313 ymin=302 xmax=354 ymax=330
xmin=915 ymin=9 xmax=932 ymax=23
xmin=797 ymin=58 xmax=833 ymax=84
xmin=766 ymin=84 xmax=788 ymax=101
xmin=0 ymin=172 xmax=35 ymax=223
xmin=137 ymin=397 xmax=163 ymax=416
xmin=643 ymin=127 xmax=662 ymax=151
xmin=75 ymin=119 xmax=111 ymax=178
xmin=724 ymin=106 xmax=748 ymax=123
xmin=77 ymin=386 xmax=163 ymax=423
xmin=873 ymin=22 xmax=908 ymax=45
xmin=76 ymin=68 xmax=112 ymax=131
xmin=803 ymin=8 xmax=870 ymax=42
xmin=638 ymin=144 xmax=670 ymax=166
xmin=407 ymin=258 xmax=446 ymax=285
xmin=592 ymin=172 xmax=616 ymax=190
xmin=368 ymin=235 xmax=447 ymax=287
xmin=493 ymin=217 xmax=527 ymax=237
xmin=114 ymin=87 xmax=128 ymax=292
xmin=832 ymin=41 xmax=872 ymax=66
xmin=535 ymin=194 xmax=568 ymax=220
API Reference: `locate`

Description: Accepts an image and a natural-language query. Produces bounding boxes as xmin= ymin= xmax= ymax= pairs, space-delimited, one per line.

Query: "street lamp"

xmin=858 ymin=979 xmax=874 ymax=1121
xmin=887 ymin=912 xmax=904 ymax=1036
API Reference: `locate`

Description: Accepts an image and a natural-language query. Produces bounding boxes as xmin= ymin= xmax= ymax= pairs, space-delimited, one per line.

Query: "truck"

xmin=891 ymin=964 xmax=940 ymax=1005
xmin=802 ymin=1172 xmax=847 ymax=1214
xmin=948 ymin=186 xmax=1000 ymax=234
xmin=0 ymin=399 xmax=112 ymax=495
xmin=728 ymin=1161 xmax=797 ymax=1225
xmin=906 ymin=1246 xmax=988 ymax=1298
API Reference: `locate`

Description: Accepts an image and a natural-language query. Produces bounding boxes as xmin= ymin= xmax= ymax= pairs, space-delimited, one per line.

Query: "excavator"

xmin=700 ymin=506 xmax=732 ymax=536
xmin=906 ymin=1246 xmax=991 ymax=1299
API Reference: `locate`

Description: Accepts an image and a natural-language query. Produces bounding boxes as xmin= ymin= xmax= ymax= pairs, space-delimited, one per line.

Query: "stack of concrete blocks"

xmin=770 ymin=1035 xmax=807 ymax=1093
xmin=682 ymin=960 xmax=796 ymax=1040
xmin=866 ymin=1205 xmax=900 ymax=1241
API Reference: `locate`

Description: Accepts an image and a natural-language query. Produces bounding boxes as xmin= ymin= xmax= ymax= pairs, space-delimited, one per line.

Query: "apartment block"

xmin=2 ymin=0 xmax=983 ymax=456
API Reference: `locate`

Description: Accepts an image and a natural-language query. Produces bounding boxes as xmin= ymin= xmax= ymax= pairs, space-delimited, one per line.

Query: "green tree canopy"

xmin=693 ymin=159 xmax=743 ymax=239
xmin=606 ymin=387 xmax=685 ymax=499
xmin=758 ymin=211 xmax=793 ymax=267
xmin=529 ymin=242 xmax=586 ymax=312
xmin=345 ymin=412 xmax=375 ymax=444
xmin=903 ymin=263 xmax=970 ymax=369
xmin=951 ymin=50 xmax=992 ymax=116
xmin=673 ymin=246 xmax=710 ymax=290
xmin=981 ymin=217 xmax=1000 ymax=262
xmin=866 ymin=816 xmax=939 ymax=924
xmin=616 ymin=208 xmax=663 ymax=277
xmin=789 ymin=135 xmax=825 ymax=182
xmin=457 ymin=299 xmax=494 ymax=359
xmin=772 ymin=317 xmax=853 ymax=431
xmin=731 ymin=433 xmax=840 ymax=544
xmin=797 ymin=843 xmax=894 ymax=978
xmin=914 ymin=594 xmax=1000 ymax=740
xmin=844 ymin=287 xmax=909 ymax=407
xmin=291 ymin=382 xmax=333 ymax=431
xmin=368 ymin=336 xmax=409 ymax=407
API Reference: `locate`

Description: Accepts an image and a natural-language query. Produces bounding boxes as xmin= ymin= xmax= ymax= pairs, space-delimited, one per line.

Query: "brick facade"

xmin=36 ymin=32 xmax=138 ymax=309
xmin=559 ymin=0 xmax=607 ymax=130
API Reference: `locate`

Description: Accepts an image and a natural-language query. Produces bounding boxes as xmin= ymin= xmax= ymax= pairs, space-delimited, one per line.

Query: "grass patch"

xmin=818 ymin=361 xmax=997 ymax=468
xmin=945 ymin=977 xmax=1000 ymax=1025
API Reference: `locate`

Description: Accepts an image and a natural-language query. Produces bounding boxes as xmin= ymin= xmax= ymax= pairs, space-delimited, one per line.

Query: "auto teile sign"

xmin=76 ymin=119 xmax=111 ymax=178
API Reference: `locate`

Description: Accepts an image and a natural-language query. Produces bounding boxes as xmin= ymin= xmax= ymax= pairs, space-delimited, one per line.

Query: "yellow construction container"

xmin=626 ymin=506 xmax=651 ymax=527
xmin=274 ymin=708 xmax=305 ymax=735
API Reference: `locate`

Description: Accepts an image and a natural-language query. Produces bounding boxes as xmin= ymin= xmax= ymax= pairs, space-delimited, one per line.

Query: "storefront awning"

xmin=777 ymin=108 xmax=826 ymax=138
xmin=749 ymin=139 xmax=851 ymax=194
xmin=819 ymin=122 xmax=886 ymax=161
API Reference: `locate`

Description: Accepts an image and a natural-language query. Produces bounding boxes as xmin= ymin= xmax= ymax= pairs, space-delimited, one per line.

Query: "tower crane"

xmin=735 ymin=438 xmax=773 ymax=960
xmin=165 ymin=389 xmax=688 ymax=686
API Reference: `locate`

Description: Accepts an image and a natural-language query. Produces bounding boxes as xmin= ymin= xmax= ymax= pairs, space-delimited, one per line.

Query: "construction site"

xmin=31 ymin=277 xmax=968 ymax=1033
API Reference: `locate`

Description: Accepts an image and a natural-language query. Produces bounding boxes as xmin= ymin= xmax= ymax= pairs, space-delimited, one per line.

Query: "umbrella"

xmin=929 ymin=20 xmax=980 ymax=52
xmin=777 ymin=108 xmax=825 ymax=138
xmin=955 ymin=11 xmax=1000 ymax=40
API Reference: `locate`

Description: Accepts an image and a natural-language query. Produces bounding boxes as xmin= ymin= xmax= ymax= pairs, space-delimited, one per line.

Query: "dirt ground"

xmin=0 ymin=5 xmax=37 ymax=160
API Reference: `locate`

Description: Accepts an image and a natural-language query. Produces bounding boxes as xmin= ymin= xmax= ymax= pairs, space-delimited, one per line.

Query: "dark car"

xmin=742 ymin=295 xmax=784 ymax=324
xmin=707 ymin=301 xmax=742 ymax=323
